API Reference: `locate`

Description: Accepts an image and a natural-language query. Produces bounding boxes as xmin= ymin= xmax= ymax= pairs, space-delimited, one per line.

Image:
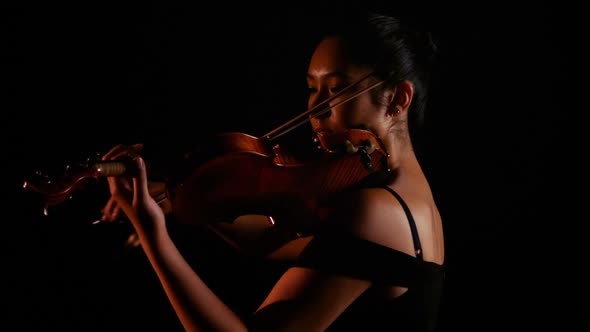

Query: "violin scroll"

xmin=21 ymin=152 xmax=142 ymax=216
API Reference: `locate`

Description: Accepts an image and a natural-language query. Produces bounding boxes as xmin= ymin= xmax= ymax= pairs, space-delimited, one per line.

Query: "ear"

xmin=387 ymin=80 xmax=414 ymax=116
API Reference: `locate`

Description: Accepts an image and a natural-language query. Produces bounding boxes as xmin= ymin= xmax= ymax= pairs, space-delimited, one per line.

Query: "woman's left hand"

xmin=101 ymin=143 xmax=166 ymax=238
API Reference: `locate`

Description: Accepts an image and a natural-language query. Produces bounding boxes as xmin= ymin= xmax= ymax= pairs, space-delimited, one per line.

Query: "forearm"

xmin=137 ymin=225 xmax=248 ymax=332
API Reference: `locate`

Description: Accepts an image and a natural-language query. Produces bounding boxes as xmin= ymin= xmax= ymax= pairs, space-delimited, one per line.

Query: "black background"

xmin=4 ymin=1 xmax=585 ymax=331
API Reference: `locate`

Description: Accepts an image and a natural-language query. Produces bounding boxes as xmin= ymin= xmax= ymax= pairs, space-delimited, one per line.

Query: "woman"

xmin=101 ymin=10 xmax=445 ymax=331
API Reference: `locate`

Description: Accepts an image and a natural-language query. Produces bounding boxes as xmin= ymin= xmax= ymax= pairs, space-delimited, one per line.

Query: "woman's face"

xmin=307 ymin=36 xmax=385 ymax=136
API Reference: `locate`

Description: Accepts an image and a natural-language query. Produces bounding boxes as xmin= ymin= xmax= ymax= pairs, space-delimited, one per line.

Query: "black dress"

xmin=293 ymin=186 xmax=446 ymax=332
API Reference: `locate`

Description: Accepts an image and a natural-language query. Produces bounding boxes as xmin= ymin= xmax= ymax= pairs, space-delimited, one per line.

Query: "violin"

xmin=22 ymin=73 xmax=392 ymax=231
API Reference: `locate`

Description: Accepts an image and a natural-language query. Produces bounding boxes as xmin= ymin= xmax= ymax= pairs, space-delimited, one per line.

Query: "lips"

xmin=313 ymin=129 xmax=334 ymax=137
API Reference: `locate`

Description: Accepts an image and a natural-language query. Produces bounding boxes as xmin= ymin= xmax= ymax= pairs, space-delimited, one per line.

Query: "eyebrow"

xmin=306 ymin=71 xmax=353 ymax=81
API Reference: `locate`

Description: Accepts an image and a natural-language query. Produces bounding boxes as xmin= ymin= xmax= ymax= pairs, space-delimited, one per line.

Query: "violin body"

xmin=170 ymin=129 xmax=391 ymax=228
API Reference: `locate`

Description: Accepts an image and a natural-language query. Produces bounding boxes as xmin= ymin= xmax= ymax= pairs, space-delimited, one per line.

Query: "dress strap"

xmin=379 ymin=186 xmax=423 ymax=261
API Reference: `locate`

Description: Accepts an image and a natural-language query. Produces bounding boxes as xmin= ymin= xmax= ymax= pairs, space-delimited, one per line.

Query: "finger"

xmin=101 ymin=144 xmax=125 ymax=161
xmin=106 ymin=148 xmax=136 ymax=162
xmin=101 ymin=143 xmax=144 ymax=161
xmin=132 ymin=143 xmax=144 ymax=152
xmin=100 ymin=197 xmax=116 ymax=221
xmin=105 ymin=208 xmax=125 ymax=223
xmin=132 ymin=156 xmax=151 ymax=199
xmin=118 ymin=144 xmax=144 ymax=160
xmin=106 ymin=176 xmax=132 ymax=208
xmin=101 ymin=199 xmax=115 ymax=222
xmin=111 ymin=204 xmax=122 ymax=222
xmin=101 ymin=197 xmax=122 ymax=222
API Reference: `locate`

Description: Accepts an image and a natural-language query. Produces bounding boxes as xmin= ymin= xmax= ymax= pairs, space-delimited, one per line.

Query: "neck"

xmin=382 ymin=130 xmax=416 ymax=171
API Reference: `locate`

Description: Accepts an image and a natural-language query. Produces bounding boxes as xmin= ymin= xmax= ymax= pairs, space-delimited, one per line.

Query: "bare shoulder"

xmin=325 ymin=186 xmax=441 ymax=260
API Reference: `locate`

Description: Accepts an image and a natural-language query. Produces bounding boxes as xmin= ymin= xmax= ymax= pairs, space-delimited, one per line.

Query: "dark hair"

xmin=313 ymin=10 xmax=438 ymax=145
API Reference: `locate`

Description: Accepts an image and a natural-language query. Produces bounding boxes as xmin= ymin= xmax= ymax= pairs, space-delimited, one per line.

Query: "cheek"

xmin=334 ymin=107 xmax=357 ymax=126
xmin=333 ymin=98 xmax=374 ymax=127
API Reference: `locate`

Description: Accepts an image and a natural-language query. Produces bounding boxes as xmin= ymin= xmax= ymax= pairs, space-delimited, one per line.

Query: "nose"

xmin=308 ymin=90 xmax=332 ymax=120
xmin=312 ymin=108 xmax=331 ymax=120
